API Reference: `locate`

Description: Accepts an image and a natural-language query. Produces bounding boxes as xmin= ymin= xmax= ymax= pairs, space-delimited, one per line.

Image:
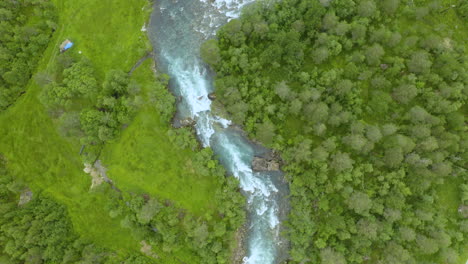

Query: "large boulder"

xmin=179 ymin=117 xmax=196 ymax=127
xmin=208 ymin=92 xmax=217 ymax=100
xmin=252 ymin=156 xmax=280 ymax=172
xmin=459 ymin=205 xmax=468 ymax=218
xmin=18 ymin=188 xmax=33 ymax=206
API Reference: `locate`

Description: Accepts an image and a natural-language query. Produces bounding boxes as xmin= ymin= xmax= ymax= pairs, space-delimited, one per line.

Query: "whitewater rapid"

xmin=149 ymin=1 xmax=287 ymax=263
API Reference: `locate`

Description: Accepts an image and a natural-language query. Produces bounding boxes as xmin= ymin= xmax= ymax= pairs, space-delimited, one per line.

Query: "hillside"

xmin=0 ymin=0 xmax=245 ymax=263
xmin=204 ymin=0 xmax=468 ymax=263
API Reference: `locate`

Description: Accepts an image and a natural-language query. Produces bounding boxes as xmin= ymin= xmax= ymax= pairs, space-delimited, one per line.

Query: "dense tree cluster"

xmin=457 ymin=0 xmax=468 ymax=19
xmin=40 ymin=55 xmax=143 ymax=162
xmin=0 ymin=0 xmax=56 ymax=110
xmin=0 ymin=156 xmax=153 ymax=264
xmin=100 ymin=147 xmax=246 ymax=264
xmin=204 ymin=0 xmax=467 ymax=263
xmin=147 ymin=74 xmax=175 ymax=123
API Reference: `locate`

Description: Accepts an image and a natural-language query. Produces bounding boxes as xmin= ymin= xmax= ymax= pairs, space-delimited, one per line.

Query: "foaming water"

xmin=149 ymin=1 xmax=287 ymax=263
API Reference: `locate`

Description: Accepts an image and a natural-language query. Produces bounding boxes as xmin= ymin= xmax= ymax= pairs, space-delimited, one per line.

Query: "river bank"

xmin=147 ymin=1 xmax=289 ymax=263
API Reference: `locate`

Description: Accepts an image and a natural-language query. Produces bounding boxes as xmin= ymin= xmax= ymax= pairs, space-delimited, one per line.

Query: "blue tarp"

xmin=64 ymin=42 xmax=73 ymax=50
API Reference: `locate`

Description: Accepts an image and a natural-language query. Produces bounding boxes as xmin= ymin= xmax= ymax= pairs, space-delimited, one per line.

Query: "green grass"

xmin=0 ymin=0 xmax=155 ymax=253
xmin=50 ymin=0 xmax=152 ymax=80
xmin=0 ymin=76 xmax=139 ymax=254
xmin=0 ymin=0 xmax=153 ymax=256
xmin=100 ymin=60 xmax=221 ymax=216
xmin=0 ymin=0 xmax=227 ymax=260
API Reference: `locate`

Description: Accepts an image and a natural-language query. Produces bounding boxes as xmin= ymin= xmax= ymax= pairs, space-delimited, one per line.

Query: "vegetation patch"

xmin=204 ymin=0 xmax=467 ymax=263
xmin=0 ymin=0 xmax=57 ymax=111
xmin=0 ymin=0 xmax=247 ymax=262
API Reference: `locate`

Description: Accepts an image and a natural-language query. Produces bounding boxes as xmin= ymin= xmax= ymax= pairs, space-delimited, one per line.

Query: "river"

xmin=148 ymin=1 xmax=288 ymax=263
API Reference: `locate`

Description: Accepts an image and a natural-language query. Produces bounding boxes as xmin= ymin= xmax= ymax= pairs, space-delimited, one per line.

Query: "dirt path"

xmin=129 ymin=51 xmax=153 ymax=75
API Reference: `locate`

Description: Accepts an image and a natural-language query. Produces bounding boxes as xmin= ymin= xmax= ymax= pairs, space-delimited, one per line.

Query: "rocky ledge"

xmin=252 ymin=151 xmax=281 ymax=172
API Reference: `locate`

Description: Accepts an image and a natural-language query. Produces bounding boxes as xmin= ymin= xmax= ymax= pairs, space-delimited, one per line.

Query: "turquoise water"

xmin=149 ymin=1 xmax=287 ymax=263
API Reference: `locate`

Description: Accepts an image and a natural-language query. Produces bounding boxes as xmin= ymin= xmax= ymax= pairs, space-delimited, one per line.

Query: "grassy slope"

xmin=0 ymin=89 xmax=138 ymax=253
xmin=0 ymin=0 xmax=154 ymax=254
xmin=50 ymin=0 xmax=152 ymax=80
xmin=0 ymin=0 xmax=150 ymax=256
xmin=100 ymin=60 xmax=220 ymax=217
xmin=0 ymin=0 xmax=227 ymax=261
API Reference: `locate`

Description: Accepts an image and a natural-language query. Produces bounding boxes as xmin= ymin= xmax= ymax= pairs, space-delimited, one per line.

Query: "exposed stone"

xmin=459 ymin=205 xmax=468 ymax=218
xmin=140 ymin=240 xmax=159 ymax=259
xmin=252 ymin=156 xmax=280 ymax=172
xmin=443 ymin=38 xmax=453 ymax=50
xmin=208 ymin=92 xmax=217 ymax=100
xmin=179 ymin=117 xmax=196 ymax=127
xmin=84 ymin=163 xmax=103 ymax=189
xmin=231 ymin=226 xmax=247 ymax=264
xmin=18 ymin=188 xmax=33 ymax=206
xmin=380 ymin=64 xmax=388 ymax=70
xmin=84 ymin=160 xmax=114 ymax=190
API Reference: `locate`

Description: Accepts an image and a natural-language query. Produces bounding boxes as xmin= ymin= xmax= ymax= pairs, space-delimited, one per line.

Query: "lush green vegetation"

xmin=204 ymin=0 xmax=467 ymax=263
xmin=39 ymin=53 xmax=143 ymax=162
xmin=0 ymin=0 xmax=246 ymax=263
xmin=0 ymin=0 xmax=155 ymax=256
xmin=0 ymin=160 xmax=150 ymax=263
xmin=36 ymin=34 xmax=246 ymax=263
xmin=97 ymin=158 xmax=245 ymax=263
xmin=100 ymin=62 xmax=220 ymax=215
xmin=0 ymin=0 xmax=56 ymax=110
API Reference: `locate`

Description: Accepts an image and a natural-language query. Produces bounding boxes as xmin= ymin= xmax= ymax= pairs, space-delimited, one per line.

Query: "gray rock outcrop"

xmin=252 ymin=153 xmax=281 ymax=172
xmin=18 ymin=188 xmax=33 ymax=206
xmin=179 ymin=117 xmax=196 ymax=127
xmin=208 ymin=92 xmax=217 ymax=100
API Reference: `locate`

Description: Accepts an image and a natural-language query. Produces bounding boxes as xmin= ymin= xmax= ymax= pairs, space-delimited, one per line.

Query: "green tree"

xmin=330 ymin=152 xmax=354 ymax=172
xmin=201 ymin=39 xmax=221 ymax=66
xmin=313 ymin=46 xmax=329 ymax=64
xmin=255 ymin=120 xmax=276 ymax=145
xmin=103 ymin=70 xmax=129 ymax=97
xmin=416 ymin=235 xmax=439 ymax=255
xmin=384 ymin=147 xmax=403 ymax=168
xmin=320 ymin=247 xmax=346 ymax=264
xmin=358 ymin=0 xmax=377 ymax=17
xmin=62 ymin=58 xmax=98 ymax=97
xmin=407 ymin=51 xmax=432 ymax=74
xmin=365 ymin=44 xmax=385 ymax=66
xmin=392 ymin=84 xmax=418 ymax=104
xmin=137 ymin=199 xmax=160 ymax=224
xmin=347 ymin=191 xmax=372 ymax=215
xmin=274 ymin=81 xmax=292 ymax=101
xmin=381 ymin=0 xmax=400 ymax=15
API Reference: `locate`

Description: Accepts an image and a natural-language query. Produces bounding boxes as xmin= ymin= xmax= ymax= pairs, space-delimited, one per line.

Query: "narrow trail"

xmin=128 ymin=51 xmax=153 ymax=75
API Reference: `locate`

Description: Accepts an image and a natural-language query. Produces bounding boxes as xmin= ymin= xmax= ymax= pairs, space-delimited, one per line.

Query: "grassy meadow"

xmin=0 ymin=0 xmax=221 ymax=260
xmin=100 ymin=60 xmax=221 ymax=216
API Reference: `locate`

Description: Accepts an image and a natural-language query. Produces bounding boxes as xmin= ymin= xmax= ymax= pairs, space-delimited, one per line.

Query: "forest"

xmin=1 ymin=0 xmax=467 ymax=263
xmin=0 ymin=148 xmax=245 ymax=263
xmin=0 ymin=0 xmax=56 ymax=111
xmin=202 ymin=0 xmax=467 ymax=263
xmin=38 ymin=54 xmax=145 ymax=162
xmin=0 ymin=156 xmax=153 ymax=264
